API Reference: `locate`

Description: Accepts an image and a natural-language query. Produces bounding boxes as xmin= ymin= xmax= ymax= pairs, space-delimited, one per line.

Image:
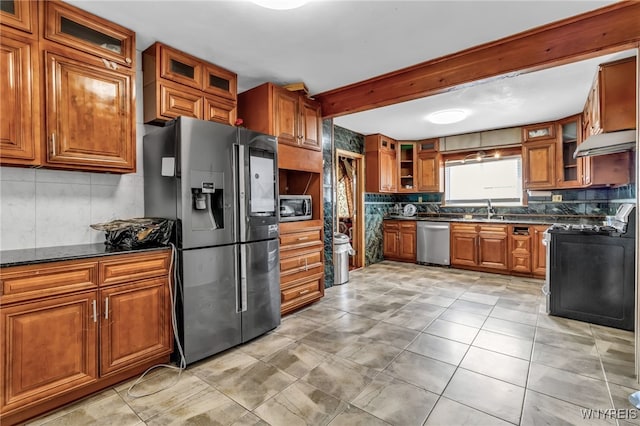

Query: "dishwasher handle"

xmin=420 ymin=224 xmax=450 ymax=230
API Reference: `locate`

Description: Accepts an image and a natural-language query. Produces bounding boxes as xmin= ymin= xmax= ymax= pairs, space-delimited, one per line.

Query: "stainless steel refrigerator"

xmin=143 ymin=117 xmax=280 ymax=365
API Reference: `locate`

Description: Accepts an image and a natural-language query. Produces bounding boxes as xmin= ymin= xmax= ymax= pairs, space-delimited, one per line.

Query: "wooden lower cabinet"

xmin=532 ymin=225 xmax=549 ymax=278
xmin=383 ymin=220 xmax=416 ymax=262
xmin=0 ymin=250 xmax=173 ymax=425
xmin=450 ymin=223 xmax=509 ymax=273
xmin=279 ymin=220 xmax=324 ymax=315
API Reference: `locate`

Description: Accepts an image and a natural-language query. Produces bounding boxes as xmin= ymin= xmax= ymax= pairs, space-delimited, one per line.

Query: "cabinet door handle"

xmin=92 ymin=300 xmax=97 ymax=323
xmin=104 ymin=297 xmax=109 ymax=320
xmin=305 ymin=258 xmax=308 ymax=271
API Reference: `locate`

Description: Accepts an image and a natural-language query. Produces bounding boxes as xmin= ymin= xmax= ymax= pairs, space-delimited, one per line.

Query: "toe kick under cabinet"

xmin=0 ymin=249 xmax=173 ymax=425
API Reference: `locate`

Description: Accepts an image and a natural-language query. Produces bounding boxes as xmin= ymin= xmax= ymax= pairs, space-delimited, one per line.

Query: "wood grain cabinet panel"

xmin=99 ymin=252 xmax=171 ymax=287
xmin=44 ymin=51 xmax=135 ymax=172
xmin=0 ymin=0 xmax=38 ymax=35
xmin=279 ymin=221 xmax=324 ymax=314
xmin=0 ymin=249 xmax=172 ymax=425
xmin=417 ymin=150 xmax=441 ymax=192
xmin=365 ymin=134 xmax=398 ymax=193
xmin=383 ymin=220 xmax=416 ymax=262
xmin=143 ymin=42 xmax=237 ymax=126
xmin=0 ymin=261 xmax=98 ymax=305
xmin=99 ymin=278 xmax=172 ymax=377
xmin=43 ymin=0 xmax=135 ymax=68
xmin=0 ymin=292 xmax=98 ymax=415
xmin=522 ymin=139 xmax=556 ymax=189
xmin=238 ymin=82 xmax=323 ymax=161
xmin=0 ymin=33 xmax=39 ymax=166
xmin=532 ymin=225 xmax=548 ymax=278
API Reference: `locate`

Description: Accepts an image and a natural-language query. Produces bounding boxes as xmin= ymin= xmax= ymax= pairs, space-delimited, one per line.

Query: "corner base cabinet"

xmin=0 ymin=249 xmax=173 ymax=425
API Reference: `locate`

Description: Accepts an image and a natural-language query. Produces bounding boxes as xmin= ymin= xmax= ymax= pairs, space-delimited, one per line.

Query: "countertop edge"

xmin=0 ymin=243 xmax=172 ymax=268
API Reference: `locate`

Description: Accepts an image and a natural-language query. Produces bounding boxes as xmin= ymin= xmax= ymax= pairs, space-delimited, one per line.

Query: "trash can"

xmin=334 ymin=232 xmax=355 ymax=285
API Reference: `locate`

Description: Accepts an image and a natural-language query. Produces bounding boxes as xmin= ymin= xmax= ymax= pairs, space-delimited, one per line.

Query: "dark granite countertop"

xmin=0 ymin=243 xmax=171 ymax=268
xmin=383 ymin=215 xmax=600 ymax=225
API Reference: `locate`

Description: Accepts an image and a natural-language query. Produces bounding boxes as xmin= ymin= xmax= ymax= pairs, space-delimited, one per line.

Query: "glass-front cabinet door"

xmin=557 ymin=115 xmax=583 ymax=188
xmin=43 ymin=1 xmax=135 ymax=67
xmin=0 ymin=0 xmax=37 ymax=35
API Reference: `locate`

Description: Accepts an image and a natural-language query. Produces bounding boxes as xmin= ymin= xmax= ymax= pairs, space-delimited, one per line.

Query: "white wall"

xmin=0 ymin=50 xmax=147 ymax=251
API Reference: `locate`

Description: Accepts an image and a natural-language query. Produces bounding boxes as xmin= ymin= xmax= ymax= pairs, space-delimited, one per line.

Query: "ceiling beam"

xmin=315 ymin=1 xmax=640 ymax=119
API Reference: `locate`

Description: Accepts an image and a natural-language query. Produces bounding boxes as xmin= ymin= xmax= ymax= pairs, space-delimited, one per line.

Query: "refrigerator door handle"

xmin=239 ymin=244 xmax=248 ymax=313
xmin=237 ymin=144 xmax=247 ymax=239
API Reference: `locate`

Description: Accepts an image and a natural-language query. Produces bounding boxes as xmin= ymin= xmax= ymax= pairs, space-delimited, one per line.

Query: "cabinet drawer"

xmin=479 ymin=224 xmax=508 ymax=234
xmin=159 ymin=82 xmax=203 ymax=120
xmin=281 ymin=279 xmax=322 ymax=303
xmin=280 ymin=229 xmax=322 ymax=248
xmin=450 ymin=223 xmax=477 ymax=233
xmin=399 ymin=221 xmax=416 ymax=230
xmin=0 ymin=261 xmax=98 ymax=305
xmin=280 ymin=249 xmax=323 ymax=275
xmin=99 ymin=251 xmax=171 ymax=287
xmin=383 ymin=221 xmax=400 ymax=230
xmin=204 ymin=95 xmax=236 ymax=126
xmin=281 ymin=265 xmax=324 ymax=287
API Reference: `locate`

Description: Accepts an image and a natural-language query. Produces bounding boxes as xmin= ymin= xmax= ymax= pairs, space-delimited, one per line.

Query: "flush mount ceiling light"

xmin=251 ymin=0 xmax=309 ymax=10
xmin=425 ymin=109 xmax=469 ymax=124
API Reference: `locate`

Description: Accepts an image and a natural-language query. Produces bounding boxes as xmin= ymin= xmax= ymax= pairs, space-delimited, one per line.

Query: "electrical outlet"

xmin=552 ymin=194 xmax=562 ymax=202
xmin=418 ymin=196 xmax=423 ymax=203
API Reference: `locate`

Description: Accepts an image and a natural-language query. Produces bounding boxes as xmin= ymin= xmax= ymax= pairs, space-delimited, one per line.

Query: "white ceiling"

xmin=69 ymin=0 xmax=635 ymax=139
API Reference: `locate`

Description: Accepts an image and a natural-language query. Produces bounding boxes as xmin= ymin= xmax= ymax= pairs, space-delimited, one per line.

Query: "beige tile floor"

xmin=26 ymin=261 xmax=639 ymax=425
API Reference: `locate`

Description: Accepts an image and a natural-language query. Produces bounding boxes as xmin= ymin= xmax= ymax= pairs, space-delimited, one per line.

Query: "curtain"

xmin=338 ymin=157 xmax=354 ymax=218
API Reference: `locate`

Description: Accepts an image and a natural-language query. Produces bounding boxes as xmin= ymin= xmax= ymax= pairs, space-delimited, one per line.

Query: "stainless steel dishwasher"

xmin=417 ymin=221 xmax=450 ymax=265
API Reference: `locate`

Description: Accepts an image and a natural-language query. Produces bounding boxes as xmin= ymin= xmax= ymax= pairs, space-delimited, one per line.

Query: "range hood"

xmin=574 ymin=129 xmax=636 ymax=158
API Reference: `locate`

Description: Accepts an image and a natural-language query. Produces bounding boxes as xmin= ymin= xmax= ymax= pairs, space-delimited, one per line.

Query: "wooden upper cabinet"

xmin=398 ymin=142 xmax=417 ymax=192
xmin=143 ymin=42 xmax=238 ymax=126
xmin=43 ymin=0 xmax=135 ymax=68
xmin=597 ymin=57 xmax=636 ymax=133
xmin=238 ymin=82 xmax=322 ymax=152
xmin=299 ymin=96 xmax=322 ymax=150
xmin=0 ymin=0 xmax=37 ymax=36
xmin=365 ymin=134 xmax=398 ymax=193
xmin=556 ymin=115 xmax=583 ymax=188
xmin=273 ymin=88 xmax=299 ymax=146
xmin=522 ymin=138 xmax=556 ymax=189
xmin=160 ymin=46 xmax=203 ymax=90
xmin=203 ymin=63 xmax=237 ymax=100
xmin=44 ymin=51 xmax=135 ymax=172
xmin=0 ymin=32 xmax=40 ymax=166
xmin=416 ymin=140 xmax=441 ymax=192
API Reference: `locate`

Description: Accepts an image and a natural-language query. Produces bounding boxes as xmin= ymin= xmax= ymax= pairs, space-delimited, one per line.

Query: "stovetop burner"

xmin=548 ymin=223 xmax=620 ymax=235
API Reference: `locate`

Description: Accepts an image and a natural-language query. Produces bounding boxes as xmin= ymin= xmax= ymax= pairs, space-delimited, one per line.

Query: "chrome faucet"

xmin=487 ymin=199 xmax=496 ymax=219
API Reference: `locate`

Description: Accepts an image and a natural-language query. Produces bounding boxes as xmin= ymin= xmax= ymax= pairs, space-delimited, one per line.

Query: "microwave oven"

xmin=279 ymin=195 xmax=312 ymax=222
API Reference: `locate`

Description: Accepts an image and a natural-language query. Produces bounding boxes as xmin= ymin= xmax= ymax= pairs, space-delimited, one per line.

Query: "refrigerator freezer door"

xmin=181 ymin=245 xmax=241 ymax=365
xmin=241 ymin=238 xmax=281 ymax=342
xmin=179 ymin=117 xmax=237 ymax=249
